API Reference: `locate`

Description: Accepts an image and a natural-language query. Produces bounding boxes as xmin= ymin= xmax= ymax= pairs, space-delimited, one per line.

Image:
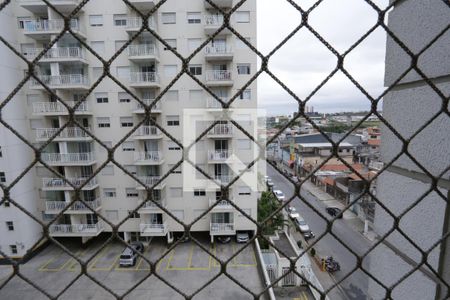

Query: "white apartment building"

xmin=0 ymin=0 xmax=258 ymax=256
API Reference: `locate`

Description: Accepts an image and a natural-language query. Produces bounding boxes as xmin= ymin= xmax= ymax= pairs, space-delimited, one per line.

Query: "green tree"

xmin=258 ymin=191 xmax=286 ymax=235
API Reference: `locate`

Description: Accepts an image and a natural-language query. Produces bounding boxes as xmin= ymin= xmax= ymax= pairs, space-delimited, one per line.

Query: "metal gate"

xmin=282 ymin=267 xmax=296 ymax=286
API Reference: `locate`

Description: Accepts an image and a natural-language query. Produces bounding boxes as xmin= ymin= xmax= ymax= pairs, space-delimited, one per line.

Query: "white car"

xmin=294 ymin=217 xmax=310 ymax=233
xmin=273 ymin=190 xmax=285 ymax=202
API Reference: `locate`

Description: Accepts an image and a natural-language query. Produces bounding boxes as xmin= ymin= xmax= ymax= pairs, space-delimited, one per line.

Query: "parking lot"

xmin=0 ymin=234 xmax=267 ymax=300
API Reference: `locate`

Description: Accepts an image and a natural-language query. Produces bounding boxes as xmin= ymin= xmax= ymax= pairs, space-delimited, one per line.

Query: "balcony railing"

xmin=209 ymin=199 xmax=233 ymax=208
xmin=126 ymin=17 xmax=156 ymax=30
xmin=134 ymin=99 xmax=162 ymax=111
xmin=24 ymin=47 xmax=85 ymax=61
xmin=206 ymin=70 xmax=232 ymax=81
xmin=214 ymin=175 xmax=232 ymax=184
xmin=24 ymin=19 xmax=82 ymax=33
xmin=208 ymin=150 xmax=231 ymax=161
xmin=42 ymin=177 xmax=98 ymax=189
xmin=128 ymin=44 xmax=158 ymax=57
xmin=204 ymin=14 xmax=224 ymax=26
xmin=32 ymin=101 xmax=89 ymax=114
xmin=207 ymin=97 xmax=227 ymax=108
xmin=130 ymin=72 xmax=160 ymax=84
xmin=136 ymin=176 xmax=162 ymax=186
xmin=140 ymin=199 xmax=166 ymax=210
xmin=41 ymin=152 xmax=95 ymax=164
xmin=210 ymin=222 xmax=234 ymax=233
xmin=134 ymin=125 xmax=161 ymax=138
xmin=140 ymin=223 xmax=166 ymax=234
xmin=45 ymin=198 xmax=102 ymax=212
xmin=208 ymin=123 xmax=233 ymax=136
xmin=134 ymin=151 xmax=163 ymax=163
xmin=35 ymin=127 xmax=91 ymax=140
xmin=31 ymin=74 xmax=89 ymax=87
xmin=205 ymin=45 xmax=232 ymax=55
xmin=49 ymin=222 xmax=103 ymax=235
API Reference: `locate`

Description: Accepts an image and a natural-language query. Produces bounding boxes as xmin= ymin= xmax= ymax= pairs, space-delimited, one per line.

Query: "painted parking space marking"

xmin=231 ymin=243 xmax=257 ymax=267
xmin=166 ymin=243 xmax=214 ymax=271
xmin=136 ymin=245 xmax=167 ymax=272
xmin=67 ymin=249 xmax=88 ymax=272
xmin=38 ymin=250 xmax=80 ymax=272
xmin=88 ymin=245 xmax=121 ymax=271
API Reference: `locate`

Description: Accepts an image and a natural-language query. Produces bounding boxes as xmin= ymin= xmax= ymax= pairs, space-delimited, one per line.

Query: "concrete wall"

xmin=368 ymin=0 xmax=450 ymax=298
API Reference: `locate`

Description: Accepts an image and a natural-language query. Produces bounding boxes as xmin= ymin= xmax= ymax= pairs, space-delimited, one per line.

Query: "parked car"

xmin=326 ymin=207 xmax=343 ymax=219
xmin=236 ymin=232 xmax=250 ymax=243
xmin=119 ymin=241 xmax=144 ymax=267
xmin=294 ymin=217 xmax=310 ymax=233
xmin=217 ymin=236 xmax=231 ymax=244
xmin=286 ymin=205 xmax=296 ymax=213
xmin=303 ymin=230 xmax=315 ymax=240
xmin=273 ymin=190 xmax=285 ymax=202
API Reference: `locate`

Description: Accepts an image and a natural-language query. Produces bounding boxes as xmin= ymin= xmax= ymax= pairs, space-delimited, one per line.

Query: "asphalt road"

xmin=268 ymin=166 xmax=373 ymax=300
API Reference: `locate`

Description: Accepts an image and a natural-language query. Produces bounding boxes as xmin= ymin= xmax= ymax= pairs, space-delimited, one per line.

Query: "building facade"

xmin=0 ymin=0 xmax=258 ymax=256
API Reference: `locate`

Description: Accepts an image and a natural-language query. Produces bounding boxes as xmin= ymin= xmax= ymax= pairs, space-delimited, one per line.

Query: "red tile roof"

xmin=368 ymin=139 xmax=381 ymax=146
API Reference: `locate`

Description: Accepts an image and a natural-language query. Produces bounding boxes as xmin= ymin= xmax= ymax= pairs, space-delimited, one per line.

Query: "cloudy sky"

xmin=256 ymin=0 xmax=389 ymax=115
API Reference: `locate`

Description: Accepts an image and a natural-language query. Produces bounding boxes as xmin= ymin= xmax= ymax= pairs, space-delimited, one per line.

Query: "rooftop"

xmin=320 ymin=163 xmax=364 ymax=172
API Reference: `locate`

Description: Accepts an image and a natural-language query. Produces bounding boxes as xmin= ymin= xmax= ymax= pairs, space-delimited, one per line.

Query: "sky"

xmin=256 ymin=0 xmax=389 ymax=115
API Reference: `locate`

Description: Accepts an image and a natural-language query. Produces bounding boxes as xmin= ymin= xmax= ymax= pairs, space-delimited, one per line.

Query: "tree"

xmin=257 ymin=191 xmax=286 ymax=235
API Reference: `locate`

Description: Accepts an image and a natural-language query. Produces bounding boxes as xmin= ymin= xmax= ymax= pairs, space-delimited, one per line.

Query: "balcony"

xmin=135 ymin=176 xmax=165 ymax=189
xmin=138 ymin=199 xmax=167 ymax=213
xmin=129 ymin=72 xmax=160 ymax=88
xmin=207 ymin=123 xmax=233 ymax=138
xmin=205 ymin=45 xmax=233 ymax=61
xmin=35 ymin=127 xmax=92 ymax=142
xmin=45 ymin=198 xmax=102 ymax=214
xmin=32 ymin=101 xmax=90 ymax=116
xmin=126 ymin=17 xmax=156 ymax=33
xmin=133 ymin=125 xmax=163 ymax=139
xmin=128 ymin=44 xmax=159 ymax=62
xmin=204 ymin=0 xmax=233 ymax=9
xmin=204 ymin=15 xmax=230 ymax=35
xmin=42 ymin=177 xmax=98 ymax=191
xmin=134 ymin=151 xmax=164 ymax=165
xmin=133 ymin=99 xmax=162 ymax=114
xmin=209 ymin=199 xmax=234 ymax=211
xmin=210 ymin=222 xmax=235 ymax=235
xmin=24 ymin=19 xmax=85 ymax=39
xmin=213 ymin=175 xmax=233 ymax=185
xmin=49 ymin=222 xmax=104 ymax=237
xmin=208 ymin=150 xmax=232 ymax=163
xmin=24 ymin=47 xmax=87 ymax=63
xmin=30 ymin=74 xmax=90 ymax=90
xmin=207 ymin=97 xmax=227 ymax=109
xmin=205 ymin=70 xmax=233 ymax=86
xmin=41 ymin=152 xmax=96 ymax=166
xmin=21 ymin=0 xmax=81 ymax=14
xmin=128 ymin=0 xmax=157 ymax=11
xmin=140 ymin=223 xmax=168 ymax=236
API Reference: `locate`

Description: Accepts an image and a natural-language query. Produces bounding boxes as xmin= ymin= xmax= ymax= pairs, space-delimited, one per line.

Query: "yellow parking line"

xmin=166 ymin=244 xmax=212 ymax=271
xmin=67 ymin=249 xmax=87 ymax=271
xmin=39 ymin=250 xmax=80 ymax=272
xmin=88 ymin=245 xmax=120 ymax=271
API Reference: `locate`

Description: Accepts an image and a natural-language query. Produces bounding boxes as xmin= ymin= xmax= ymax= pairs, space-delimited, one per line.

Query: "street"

xmin=268 ymin=166 xmax=373 ymax=300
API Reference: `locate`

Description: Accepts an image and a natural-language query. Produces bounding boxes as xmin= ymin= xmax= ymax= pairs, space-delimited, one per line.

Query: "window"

xmin=188 ymin=65 xmax=202 ymax=75
xmin=90 ymin=41 xmax=105 ymax=55
xmin=10 ymin=245 xmax=17 ymax=255
xmin=120 ymin=117 xmax=134 ymax=127
xmin=168 ymin=164 xmax=182 ymax=174
xmin=237 ymin=64 xmax=251 ymax=75
xmin=168 ymin=141 xmax=181 ymax=150
xmin=95 ymin=92 xmax=108 ymax=103
xmin=238 ymin=186 xmax=251 ymax=195
xmin=103 ymin=188 xmax=116 ymax=197
xmin=0 ymin=172 xmax=5 ymax=183
xmin=101 ymin=165 xmax=114 ymax=176
xmin=165 ymin=90 xmax=179 ymax=101
xmin=118 ymin=92 xmax=131 ymax=103
xmin=115 ymin=40 xmax=127 ymax=51
xmin=105 ymin=210 xmax=119 ymax=221
xmin=124 ymin=165 xmax=137 ymax=175
xmin=167 ymin=115 xmax=180 ymax=126
xmin=194 ymin=189 xmax=206 ymax=196
xmin=188 ymin=38 xmax=202 ymax=52
xmin=97 ymin=117 xmax=110 ymax=128
xmin=92 ymin=67 xmax=103 ymax=79
xmin=187 ymin=12 xmax=201 ymax=24
xmin=163 ymin=39 xmax=177 ymax=50
xmin=21 ymin=43 xmax=34 ymax=57
xmin=122 ymin=141 xmax=135 ymax=151
xmin=89 ymin=15 xmax=103 ymax=27
xmin=17 ymin=17 xmax=30 ymax=29
xmin=116 ymin=66 xmax=130 ymax=79
xmin=239 ymin=89 xmax=251 ymax=100
xmin=164 ymin=65 xmax=178 ymax=77
xmin=113 ymin=14 xmax=127 ymax=26
xmin=6 ymin=221 xmax=14 ymax=231
xmin=237 ymin=139 xmax=251 ymax=150
xmin=161 ymin=12 xmax=176 ymax=24
xmin=235 ymin=11 xmax=250 ymax=23
xmin=126 ymin=188 xmax=138 ymax=197
xmin=128 ymin=211 xmax=140 ymax=218
xmin=170 ymin=187 xmax=183 ymax=198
